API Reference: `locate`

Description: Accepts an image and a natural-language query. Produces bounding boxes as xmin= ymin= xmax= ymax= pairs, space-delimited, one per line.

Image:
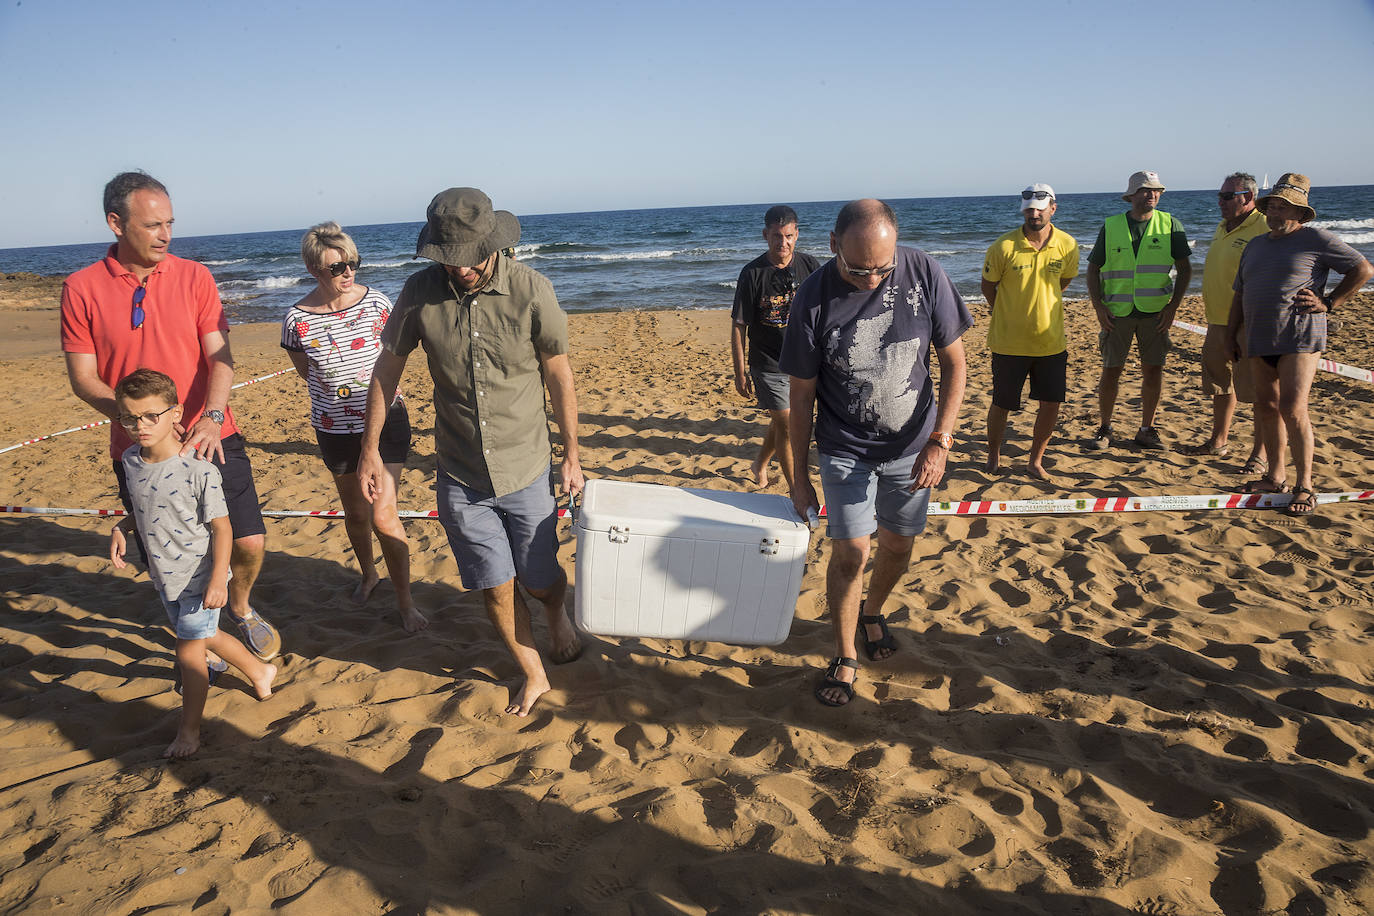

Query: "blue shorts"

xmin=818 ymin=451 xmax=932 ymax=540
xmin=436 ymin=466 xmax=562 ymax=592
xmin=160 ymin=588 xmax=220 ymax=640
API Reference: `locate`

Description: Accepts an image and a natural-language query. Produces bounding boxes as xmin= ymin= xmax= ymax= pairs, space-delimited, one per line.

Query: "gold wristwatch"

xmin=929 ymin=432 xmax=953 ymax=450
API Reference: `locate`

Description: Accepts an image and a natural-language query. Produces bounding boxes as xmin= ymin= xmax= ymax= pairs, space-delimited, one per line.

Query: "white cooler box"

xmin=573 ymin=479 xmax=810 ymax=645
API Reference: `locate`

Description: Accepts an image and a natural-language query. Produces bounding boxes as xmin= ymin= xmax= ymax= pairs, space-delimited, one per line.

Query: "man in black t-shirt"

xmin=730 ymin=205 xmax=821 ymax=489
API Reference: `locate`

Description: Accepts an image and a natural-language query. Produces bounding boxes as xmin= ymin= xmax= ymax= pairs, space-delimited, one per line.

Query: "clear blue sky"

xmin=3 ymin=0 xmax=1373 ymax=248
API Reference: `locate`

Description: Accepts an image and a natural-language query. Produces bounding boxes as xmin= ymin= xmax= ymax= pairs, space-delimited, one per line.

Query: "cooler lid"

xmin=577 ymin=479 xmax=806 ymax=540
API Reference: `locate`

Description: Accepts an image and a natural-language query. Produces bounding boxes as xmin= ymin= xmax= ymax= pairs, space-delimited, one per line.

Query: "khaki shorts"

xmin=1200 ymin=323 xmax=1254 ymax=402
xmin=1099 ymin=312 xmax=1171 ymax=368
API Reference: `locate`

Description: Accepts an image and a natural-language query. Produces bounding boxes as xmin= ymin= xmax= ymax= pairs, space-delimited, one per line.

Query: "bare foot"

xmin=1026 ymin=462 xmax=1051 ymax=482
xmin=751 ymin=455 xmax=769 ymax=488
xmin=352 ymin=574 xmax=381 ymax=604
xmin=251 ymin=663 xmax=278 ymax=700
xmin=985 ymin=453 xmax=1001 ymax=474
xmin=164 ymin=730 xmax=200 ymax=758
xmin=505 ymin=674 xmax=551 ymax=717
xmin=399 ymin=604 xmax=429 ymax=633
xmin=548 ymin=611 xmax=582 ymax=664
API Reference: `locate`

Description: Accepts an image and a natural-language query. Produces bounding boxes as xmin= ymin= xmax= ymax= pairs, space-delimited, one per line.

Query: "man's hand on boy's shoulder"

xmin=178 ymin=414 xmax=227 ymax=463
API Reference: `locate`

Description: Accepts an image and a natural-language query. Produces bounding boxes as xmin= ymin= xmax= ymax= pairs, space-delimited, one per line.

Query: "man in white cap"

xmin=1085 ymin=170 xmax=1192 ymax=450
xmin=980 ymin=183 xmax=1080 ymax=480
xmin=1180 ymin=172 xmax=1269 ymax=472
xmin=359 ymin=188 xmax=585 ymax=716
xmin=1228 ymin=173 xmax=1373 ymax=516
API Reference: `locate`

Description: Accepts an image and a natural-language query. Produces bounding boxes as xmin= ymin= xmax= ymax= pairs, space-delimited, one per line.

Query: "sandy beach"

xmin=2 ymin=270 xmax=1373 ymax=914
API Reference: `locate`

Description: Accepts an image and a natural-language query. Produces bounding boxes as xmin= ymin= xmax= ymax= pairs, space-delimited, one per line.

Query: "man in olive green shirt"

xmin=360 ymin=188 xmax=584 ymax=717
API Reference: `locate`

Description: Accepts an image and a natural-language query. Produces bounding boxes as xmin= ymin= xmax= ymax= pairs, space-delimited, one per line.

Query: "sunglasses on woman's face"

xmin=324 ymin=259 xmax=360 ymax=277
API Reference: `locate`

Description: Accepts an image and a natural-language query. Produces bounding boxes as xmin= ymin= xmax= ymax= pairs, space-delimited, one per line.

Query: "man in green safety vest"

xmin=1085 ymin=170 xmax=1192 ymax=450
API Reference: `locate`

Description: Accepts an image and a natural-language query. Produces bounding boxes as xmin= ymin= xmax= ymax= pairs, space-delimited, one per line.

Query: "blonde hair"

xmin=300 ymin=221 xmax=359 ymax=271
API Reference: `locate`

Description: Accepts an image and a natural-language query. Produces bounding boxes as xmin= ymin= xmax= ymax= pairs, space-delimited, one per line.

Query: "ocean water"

xmin=5 ymin=186 xmax=1372 ymax=324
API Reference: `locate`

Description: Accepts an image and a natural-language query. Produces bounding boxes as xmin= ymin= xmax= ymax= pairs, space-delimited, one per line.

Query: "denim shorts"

xmin=160 ymin=588 xmax=221 ymax=640
xmin=436 ymin=465 xmax=562 ymax=592
xmin=818 ymin=451 xmax=932 ymax=539
xmin=750 ymin=368 xmax=790 ymax=412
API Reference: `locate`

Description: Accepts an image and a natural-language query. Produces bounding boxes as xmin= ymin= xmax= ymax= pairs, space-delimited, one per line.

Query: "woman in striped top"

xmin=282 ymin=222 xmax=426 ymax=632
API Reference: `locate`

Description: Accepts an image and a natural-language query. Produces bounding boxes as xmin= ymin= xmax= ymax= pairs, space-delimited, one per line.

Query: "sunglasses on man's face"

xmin=837 ymin=250 xmax=897 ymax=279
xmin=1021 ymin=190 xmax=1052 ymax=201
xmin=131 ymin=284 xmax=147 ymax=329
xmin=1218 ymin=191 xmax=1249 ymax=201
xmin=325 ymin=259 xmax=360 ymax=277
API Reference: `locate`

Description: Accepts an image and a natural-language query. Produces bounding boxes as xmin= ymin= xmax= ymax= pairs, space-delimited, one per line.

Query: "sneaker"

xmin=173 ymin=655 xmax=229 ymax=696
xmin=232 ymin=609 xmax=281 ymax=661
xmin=1134 ymin=426 xmax=1165 ymax=449
xmin=1088 ymin=425 xmax=1111 ymax=450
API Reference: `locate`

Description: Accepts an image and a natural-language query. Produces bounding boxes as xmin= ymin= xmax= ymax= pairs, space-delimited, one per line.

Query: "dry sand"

xmin=2 ymin=271 xmax=1373 ymax=914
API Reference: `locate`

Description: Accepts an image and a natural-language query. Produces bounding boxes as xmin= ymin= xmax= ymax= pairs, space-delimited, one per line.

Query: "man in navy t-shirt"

xmin=730 ymin=205 xmax=821 ymax=490
xmin=780 ymin=199 xmax=972 ymax=707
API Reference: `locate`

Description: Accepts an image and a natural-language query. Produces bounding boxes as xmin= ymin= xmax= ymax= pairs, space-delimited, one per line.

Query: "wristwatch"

xmin=204 ymin=409 xmax=226 ymax=425
xmin=929 ymin=432 xmax=953 ymax=450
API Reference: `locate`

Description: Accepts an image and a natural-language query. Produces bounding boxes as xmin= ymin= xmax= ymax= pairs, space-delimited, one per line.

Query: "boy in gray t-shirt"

xmin=108 ymin=369 xmax=277 ymax=758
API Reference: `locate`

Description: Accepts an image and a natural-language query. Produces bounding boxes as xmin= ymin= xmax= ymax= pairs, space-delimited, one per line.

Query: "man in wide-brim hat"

xmin=1227 ymin=173 xmax=1373 ymax=516
xmin=359 ymin=187 xmax=587 ymax=715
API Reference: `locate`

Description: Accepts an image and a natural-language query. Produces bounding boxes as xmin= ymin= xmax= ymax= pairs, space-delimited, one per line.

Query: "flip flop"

xmin=814 ymin=657 xmax=859 ymax=707
xmin=857 ymin=604 xmax=898 ymax=661
xmin=1286 ymin=486 xmax=1317 ymax=517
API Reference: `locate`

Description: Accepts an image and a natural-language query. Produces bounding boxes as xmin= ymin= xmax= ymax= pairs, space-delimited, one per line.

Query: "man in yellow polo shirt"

xmin=1179 ymin=172 xmax=1268 ymax=472
xmin=981 ymin=183 xmax=1079 ymax=480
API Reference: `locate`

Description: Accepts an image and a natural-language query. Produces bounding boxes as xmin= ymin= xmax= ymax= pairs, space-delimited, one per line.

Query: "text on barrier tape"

xmin=5 ymin=489 xmax=1372 ymax=521
xmin=1172 ymin=320 xmax=1373 ymax=383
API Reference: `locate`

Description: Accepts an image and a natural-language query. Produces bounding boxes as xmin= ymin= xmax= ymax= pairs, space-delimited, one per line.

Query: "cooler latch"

xmin=760 ymin=537 xmax=780 ymax=555
xmin=609 ymin=525 xmax=631 ymax=544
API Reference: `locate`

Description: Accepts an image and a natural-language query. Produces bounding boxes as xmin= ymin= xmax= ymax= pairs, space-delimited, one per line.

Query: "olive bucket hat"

xmin=415 ymin=187 xmax=521 ymax=266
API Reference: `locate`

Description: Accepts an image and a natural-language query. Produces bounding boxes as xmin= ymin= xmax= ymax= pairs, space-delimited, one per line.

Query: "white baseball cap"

xmin=1020 ymin=183 xmax=1055 ymax=213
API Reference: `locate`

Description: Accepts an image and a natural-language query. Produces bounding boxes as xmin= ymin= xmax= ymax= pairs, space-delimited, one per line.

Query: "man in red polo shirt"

xmin=61 ymin=171 xmax=281 ymax=661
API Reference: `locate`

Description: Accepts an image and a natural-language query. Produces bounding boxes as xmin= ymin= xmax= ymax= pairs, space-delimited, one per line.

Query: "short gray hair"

xmin=300 ymin=221 xmax=359 ymax=271
xmin=1225 ymin=172 xmax=1258 ymax=196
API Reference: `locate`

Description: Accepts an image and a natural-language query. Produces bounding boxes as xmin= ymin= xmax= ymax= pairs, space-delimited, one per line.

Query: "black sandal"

xmin=1286 ymin=486 xmax=1317 ymax=517
xmin=858 ymin=604 xmax=898 ymax=661
xmin=814 ymin=657 xmax=859 ymax=707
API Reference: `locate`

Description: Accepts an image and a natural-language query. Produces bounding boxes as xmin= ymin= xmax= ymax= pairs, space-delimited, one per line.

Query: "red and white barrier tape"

xmin=1172 ymin=319 xmax=1373 ymax=383
xmin=0 ymin=368 xmax=296 ymax=456
xmin=5 ymin=489 xmax=1371 ymax=520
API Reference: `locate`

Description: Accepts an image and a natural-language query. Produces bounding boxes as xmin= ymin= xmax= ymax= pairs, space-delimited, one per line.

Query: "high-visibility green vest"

xmin=1100 ymin=210 xmax=1176 ymax=316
